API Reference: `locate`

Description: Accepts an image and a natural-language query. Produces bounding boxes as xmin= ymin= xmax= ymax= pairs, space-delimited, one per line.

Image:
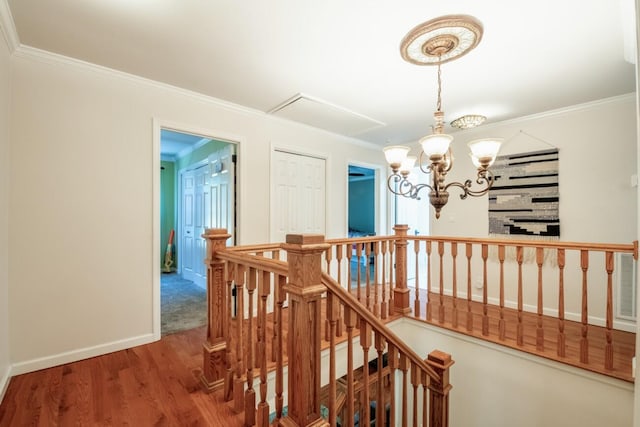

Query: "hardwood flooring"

xmin=0 ymin=328 xmax=243 ymax=427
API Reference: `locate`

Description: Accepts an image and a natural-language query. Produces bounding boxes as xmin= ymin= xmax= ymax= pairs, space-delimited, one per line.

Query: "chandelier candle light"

xmin=384 ymin=15 xmax=503 ymax=219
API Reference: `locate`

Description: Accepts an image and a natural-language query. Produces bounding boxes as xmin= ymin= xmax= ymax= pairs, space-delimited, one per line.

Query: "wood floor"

xmin=1 ymin=286 xmax=635 ymax=426
xmin=0 ymin=327 xmax=243 ymax=427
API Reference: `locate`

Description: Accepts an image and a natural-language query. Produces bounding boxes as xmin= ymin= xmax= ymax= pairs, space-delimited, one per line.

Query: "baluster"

xmin=411 ymin=362 xmax=419 ymax=427
xmin=271 ymin=251 xmax=281 ymax=363
xmin=356 ymin=243 xmax=363 ymax=301
xmin=426 ymin=241 xmax=433 ymax=321
xmin=399 ymin=353 xmax=410 ymax=427
xmin=347 ymin=242 xmax=353 ymax=295
xmin=274 ymin=275 xmax=286 ymax=425
xmin=580 ymin=250 xmax=589 ymax=363
xmin=366 ymin=242 xmax=372 ymax=310
xmin=466 ymin=243 xmax=473 ymax=332
xmin=451 ymin=242 xmax=458 ymax=328
xmin=605 ymin=251 xmax=614 ymax=370
xmin=233 ymin=265 xmax=246 ymax=413
xmin=373 ymin=241 xmax=380 ymax=317
xmin=536 ymin=247 xmax=544 ymax=351
xmin=516 ymin=246 xmax=524 ymax=346
xmin=327 ymin=293 xmax=338 ymax=426
xmin=438 ymin=241 xmax=445 ymax=324
xmin=421 ymin=370 xmax=428 ymax=427
xmin=388 ymin=345 xmax=398 ymax=427
xmin=557 ymin=249 xmax=566 ymax=357
xmin=481 ymin=244 xmax=489 ymax=336
xmin=360 ymin=320 xmax=372 ymax=427
xmin=375 ymin=334 xmax=386 ymax=427
xmin=414 ymin=239 xmax=421 ymax=317
xmin=381 ymin=241 xmax=388 ymax=319
xmin=344 ymin=306 xmax=357 ymax=427
xmin=498 ymin=245 xmax=506 ymax=340
xmin=325 ymin=248 xmax=333 ymax=341
xmin=256 ymin=270 xmax=270 ymax=426
xmin=336 ymin=245 xmax=344 ymax=337
xmin=389 ymin=240 xmax=396 ymax=316
xmin=224 ymin=262 xmax=235 ymax=401
xmin=244 ymin=268 xmax=257 ymax=426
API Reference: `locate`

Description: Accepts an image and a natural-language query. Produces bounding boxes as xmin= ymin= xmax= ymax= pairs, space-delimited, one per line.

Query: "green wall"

xmin=160 ymin=160 xmax=176 ymax=269
xmin=348 ymin=178 xmax=375 ymax=234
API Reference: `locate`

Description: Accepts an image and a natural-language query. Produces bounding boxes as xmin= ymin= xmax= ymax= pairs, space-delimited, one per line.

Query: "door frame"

xmin=153 ymin=118 xmax=244 ymax=340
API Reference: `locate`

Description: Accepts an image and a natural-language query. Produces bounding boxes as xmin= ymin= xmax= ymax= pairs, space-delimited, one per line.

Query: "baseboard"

xmin=0 ymin=364 xmax=10 ymax=404
xmin=10 ymin=333 xmax=157 ymax=376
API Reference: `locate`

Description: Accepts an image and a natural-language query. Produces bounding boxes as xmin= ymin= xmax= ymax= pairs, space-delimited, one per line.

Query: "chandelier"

xmin=384 ymin=15 xmax=503 ymax=219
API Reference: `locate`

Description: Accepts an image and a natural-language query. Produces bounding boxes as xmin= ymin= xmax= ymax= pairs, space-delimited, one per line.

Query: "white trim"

xmin=10 ymin=333 xmax=156 ymax=376
xmin=0 ymin=0 xmax=19 ymax=53
xmin=0 ymin=364 xmax=10 ymax=404
xmin=153 ymin=118 xmax=243 ymax=337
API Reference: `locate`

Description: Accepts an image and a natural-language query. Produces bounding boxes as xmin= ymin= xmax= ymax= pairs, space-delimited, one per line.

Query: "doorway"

xmin=157 ymin=124 xmax=239 ymax=336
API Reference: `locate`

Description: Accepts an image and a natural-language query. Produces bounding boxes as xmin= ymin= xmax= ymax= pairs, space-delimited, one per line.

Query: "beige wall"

xmin=393 ymin=318 xmax=633 ymax=427
xmin=8 ymin=48 xmax=387 ymax=371
xmin=428 ymin=95 xmax=637 ymax=243
xmin=0 ymin=19 xmax=11 ymax=398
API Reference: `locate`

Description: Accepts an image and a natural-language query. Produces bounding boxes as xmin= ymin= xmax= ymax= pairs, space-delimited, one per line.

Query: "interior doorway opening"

xmin=348 ymin=165 xmax=376 ymax=238
xmin=159 ymin=127 xmax=237 ymax=336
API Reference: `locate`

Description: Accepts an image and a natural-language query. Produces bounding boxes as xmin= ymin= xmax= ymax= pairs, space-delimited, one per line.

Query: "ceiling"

xmin=5 ymin=1 xmax=637 ymax=146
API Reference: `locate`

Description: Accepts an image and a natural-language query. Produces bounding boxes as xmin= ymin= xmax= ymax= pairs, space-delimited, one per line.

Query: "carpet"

xmin=161 ymin=273 xmax=207 ymax=336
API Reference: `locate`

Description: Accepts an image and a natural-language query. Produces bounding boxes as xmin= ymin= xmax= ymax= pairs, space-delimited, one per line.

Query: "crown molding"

xmin=12 ymin=44 xmax=384 ymax=152
xmin=450 ymin=93 xmax=637 ymax=136
xmin=0 ymin=0 xmax=19 ymax=53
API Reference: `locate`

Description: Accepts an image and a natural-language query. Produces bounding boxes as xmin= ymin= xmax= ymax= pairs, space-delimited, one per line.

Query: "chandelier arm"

xmin=387 ymin=174 xmax=434 ymax=199
xmin=443 ymin=169 xmax=495 ymax=200
xmin=418 ymin=151 xmax=432 ymax=175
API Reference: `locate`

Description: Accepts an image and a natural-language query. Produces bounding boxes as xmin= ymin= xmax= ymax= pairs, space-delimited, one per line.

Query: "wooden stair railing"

xmin=201 ymin=230 xmax=454 ymax=427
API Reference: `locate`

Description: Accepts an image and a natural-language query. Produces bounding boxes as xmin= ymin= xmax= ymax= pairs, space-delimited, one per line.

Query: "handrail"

xmin=216 ymin=249 xmax=288 ymax=276
xmin=321 ymin=271 xmax=438 ymax=379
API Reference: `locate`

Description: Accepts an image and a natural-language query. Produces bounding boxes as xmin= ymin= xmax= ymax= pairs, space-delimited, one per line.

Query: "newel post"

xmin=393 ymin=224 xmax=411 ymax=314
xmin=280 ymin=234 xmax=330 ymax=427
xmin=200 ymin=228 xmax=231 ymax=393
xmin=427 ymin=350 xmax=454 ymax=427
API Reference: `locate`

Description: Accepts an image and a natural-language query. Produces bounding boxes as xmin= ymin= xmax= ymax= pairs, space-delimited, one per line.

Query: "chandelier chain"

xmin=436 ymin=56 xmax=442 ymax=112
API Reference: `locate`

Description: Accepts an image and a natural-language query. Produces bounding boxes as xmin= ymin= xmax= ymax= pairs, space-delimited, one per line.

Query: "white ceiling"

xmin=5 ymin=0 xmax=637 ymax=146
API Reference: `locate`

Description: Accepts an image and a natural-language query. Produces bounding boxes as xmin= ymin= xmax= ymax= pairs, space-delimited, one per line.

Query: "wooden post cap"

xmin=285 ymin=234 xmax=325 ymax=245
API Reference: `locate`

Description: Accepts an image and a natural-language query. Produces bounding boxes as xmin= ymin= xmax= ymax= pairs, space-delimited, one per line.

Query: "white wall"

xmin=428 ymin=95 xmax=637 ymax=244
xmin=7 ymin=48 xmax=387 ymax=371
xmin=393 ymin=318 xmax=633 ymax=427
xmin=0 ymin=16 xmax=11 ymax=399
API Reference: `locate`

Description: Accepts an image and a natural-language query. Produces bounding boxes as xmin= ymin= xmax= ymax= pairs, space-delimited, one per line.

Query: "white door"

xmin=272 ymin=150 xmax=326 ymax=243
xmin=181 ymin=170 xmax=196 ymax=282
xmin=209 ymin=144 xmax=235 ymax=244
xmin=180 ymin=164 xmax=210 ymax=288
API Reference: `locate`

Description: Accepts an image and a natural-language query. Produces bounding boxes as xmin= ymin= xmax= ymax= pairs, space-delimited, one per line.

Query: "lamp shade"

xmin=420 ymin=133 xmax=453 ymax=158
xmin=383 ymin=145 xmax=410 ymax=166
xmin=400 ymin=155 xmax=417 ymax=174
xmin=468 ymin=138 xmax=503 ymax=164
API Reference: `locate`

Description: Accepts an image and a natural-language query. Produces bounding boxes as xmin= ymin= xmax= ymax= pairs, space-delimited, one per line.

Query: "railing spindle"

xmin=373 ymin=241 xmax=380 ymax=317
xmin=498 ymin=245 xmax=506 ymax=340
xmin=389 ymin=240 xmax=396 ymax=316
xmin=536 ymin=247 xmax=544 ymax=351
xmin=381 ymin=240 xmax=388 ymax=319
xmin=327 ymin=293 xmax=338 ymax=426
xmin=360 ymin=320 xmax=372 ymax=427
xmin=274 ymin=275 xmax=286 ymax=425
xmin=336 ymin=245 xmax=344 ymax=337
xmin=451 ymin=242 xmax=458 ymax=329
xmin=580 ymin=250 xmax=589 ymax=363
xmin=388 ymin=345 xmax=398 ymax=427
xmin=224 ymin=262 xmax=235 ymax=401
xmin=411 ymin=362 xmax=419 ymax=427
xmin=415 ymin=239 xmax=421 ymax=317
xmin=466 ymin=243 xmax=473 ymax=332
xmin=356 ymin=243 xmax=363 ymax=302
xmin=605 ymin=251 xmax=614 ymax=370
xmin=366 ymin=243 xmax=372 ymax=310
xmin=426 ymin=241 xmax=433 ymax=321
xmin=400 ymin=353 xmax=409 ymax=427
xmin=438 ymin=241 xmax=445 ymax=324
xmin=256 ymin=270 xmax=270 ymax=427
xmin=375 ymin=334 xmax=386 ymax=427
xmin=516 ymin=246 xmax=524 ymax=346
xmin=557 ymin=249 xmax=566 ymax=357
xmin=233 ymin=265 xmax=246 ymax=414
xmin=344 ymin=306 xmax=356 ymax=427
xmin=481 ymin=244 xmax=489 ymax=336
xmin=244 ymin=268 xmax=257 ymax=426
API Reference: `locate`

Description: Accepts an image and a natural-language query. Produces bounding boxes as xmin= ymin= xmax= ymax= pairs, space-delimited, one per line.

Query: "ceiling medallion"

xmin=400 ymin=15 xmax=483 ymax=65
xmin=450 ymin=114 xmax=487 ymax=129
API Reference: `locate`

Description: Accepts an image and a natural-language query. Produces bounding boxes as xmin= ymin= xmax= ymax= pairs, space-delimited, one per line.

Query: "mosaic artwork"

xmin=488 ymin=148 xmax=559 ymax=237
